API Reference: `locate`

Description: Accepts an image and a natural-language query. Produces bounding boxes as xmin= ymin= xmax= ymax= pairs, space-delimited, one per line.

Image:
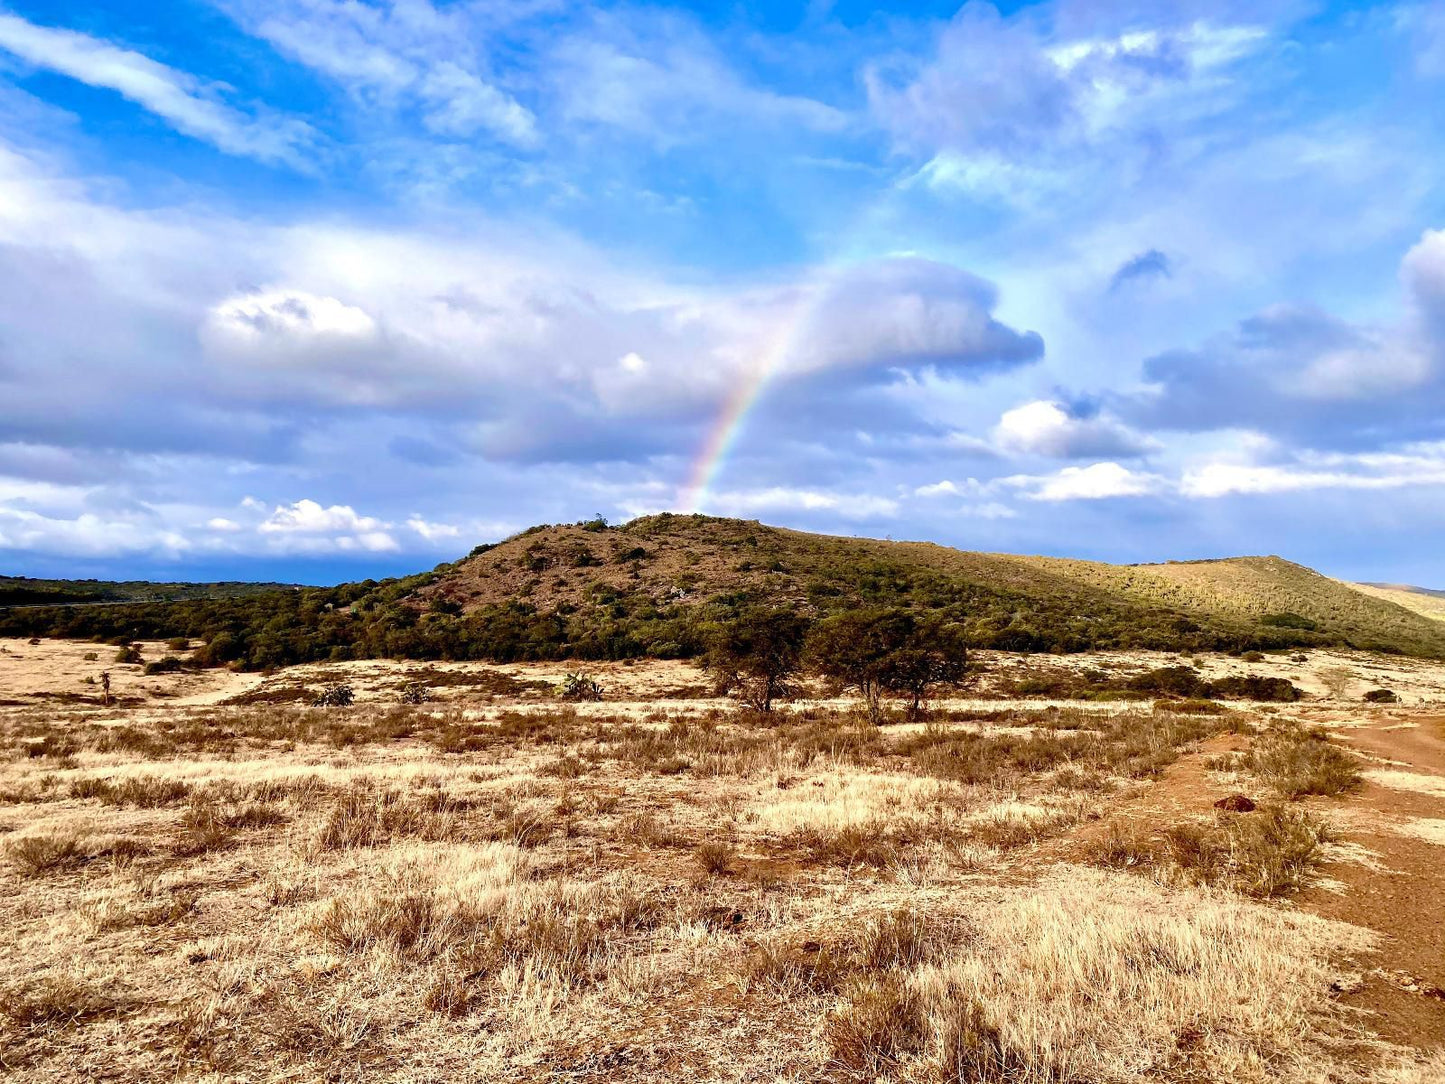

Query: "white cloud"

xmin=259 ymin=499 xmax=386 ymax=535
xmin=0 ymin=503 xmax=194 ymax=558
xmin=417 ymin=61 xmax=536 ymax=143
xmin=206 ymin=517 xmax=242 ymax=532
xmin=1008 ymin=462 xmax=1165 ymax=501
xmin=866 ymin=4 xmax=1266 ymax=161
xmin=0 ymin=12 xmax=312 ymax=165
xmin=406 ymin=516 xmax=460 ymax=541
xmin=550 ymin=29 xmax=846 ymax=142
xmin=1181 ymin=447 xmax=1445 ymax=497
xmin=0 ymin=139 xmax=1043 ymax=465
xmin=914 ymin=478 xmax=988 ymax=498
xmin=993 ymin=399 xmax=1154 ymax=458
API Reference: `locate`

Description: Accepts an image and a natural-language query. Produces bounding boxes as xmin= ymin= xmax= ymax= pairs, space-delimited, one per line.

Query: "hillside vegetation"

xmin=1349 ymin=582 xmax=1445 ymax=624
xmin=0 ymin=575 xmax=297 ymax=607
xmin=3 ymin=515 xmax=1443 ymax=667
xmin=414 ymin=515 xmax=1445 ymax=659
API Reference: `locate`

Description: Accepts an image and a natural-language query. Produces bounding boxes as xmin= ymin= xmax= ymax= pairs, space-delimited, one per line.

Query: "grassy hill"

xmin=415 ymin=514 xmax=1445 ymax=659
xmin=3 ymin=515 xmax=1442 ymax=666
xmin=1348 ymin=582 xmax=1445 ymax=624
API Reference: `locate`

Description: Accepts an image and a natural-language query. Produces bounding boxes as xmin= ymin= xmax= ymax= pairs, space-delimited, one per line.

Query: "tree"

xmin=878 ymin=615 xmax=969 ymax=719
xmin=703 ymin=608 xmax=808 ymax=713
xmin=806 ymin=609 xmax=968 ymax=723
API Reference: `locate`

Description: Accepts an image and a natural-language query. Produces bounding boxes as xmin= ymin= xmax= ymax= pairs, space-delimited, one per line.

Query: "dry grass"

xmin=1087 ymin=804 xmax=1331 ymax=898
xmin=1248 ymin=723 xmax=1364 ymax=798
xmin=0 ymin=669 xmax=1424 ymax=1083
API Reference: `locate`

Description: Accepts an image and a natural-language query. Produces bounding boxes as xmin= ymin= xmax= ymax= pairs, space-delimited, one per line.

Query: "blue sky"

xmin=0 ymin=0 xmax=1443 ymax=585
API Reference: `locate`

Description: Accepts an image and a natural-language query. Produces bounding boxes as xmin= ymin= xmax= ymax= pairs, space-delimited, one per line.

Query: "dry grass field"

xmin=2 ymin=639 xmax=1444 ymax=1082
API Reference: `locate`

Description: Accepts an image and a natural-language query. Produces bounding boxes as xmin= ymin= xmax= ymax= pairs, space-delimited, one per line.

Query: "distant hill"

xmin=1349 ymin=582 xmax=1445 ymax=624
xmin=3 ymin=515 xmax=1442 ymax=666
xmin=413 ymin=515 xmax=1445 ymax=659
xmin=0 ymin=575 xmax=299 ymax=607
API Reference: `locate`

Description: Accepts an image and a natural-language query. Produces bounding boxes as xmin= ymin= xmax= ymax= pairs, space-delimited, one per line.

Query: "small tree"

xmin=806 ymin=609 xmax=968 ymax=723
xmin=703 ymin=608 xmax=808 ymax=713
xmin=878 ymin=615 xmax=969 ymax=720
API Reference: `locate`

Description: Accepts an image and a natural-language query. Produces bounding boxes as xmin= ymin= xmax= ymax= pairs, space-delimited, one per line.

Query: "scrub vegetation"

xmin=3 ymin=515 xmax=1443 ymax=670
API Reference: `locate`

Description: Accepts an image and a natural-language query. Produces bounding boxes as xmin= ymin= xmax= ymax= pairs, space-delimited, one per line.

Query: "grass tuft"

xmin=1248 ymin=724 xmax=1363 ymax=798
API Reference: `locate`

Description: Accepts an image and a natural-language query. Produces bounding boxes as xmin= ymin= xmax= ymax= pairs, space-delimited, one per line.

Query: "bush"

xmin=1225 ymin=804 xmax=1329 ymax=898
xmin=114 ymin=645 xmax=143 ymax=664
xmin=1 ymin=974 xmax=120 ymax=1029
xmin=8 ymin=833 xmax=87 ymax=877
xmin=398 ymin=681 xmax=431 ymax=704
xmin=1126 ymin=667 xmax=1206 ymax=698
xmin=827 ymin=973 xmax=928 ymax=1077
xmin=143 ymin=656 xmax=186 ymax=675
xmin=312 ymin=684 xmax=355 ymax=708
xmin=855 ymin=908 xmax=937 ymax=970
xmin=166 ymin=637 xmax=190 ymax=651
xmin=694 ymin=840 xmax=736 ymax=875
xmin=1363 ymin=688 xmax=1399 ymax=704
xmin=1207 ymin=675 xmax=1301 ymax=702
xmin=1261 ymin=612 xmax=1319 ymax=631
xmin=1087 ymin=805 xmax=1329 ymax=899
xmin=558 ymin=671 xmax=603 ymax=702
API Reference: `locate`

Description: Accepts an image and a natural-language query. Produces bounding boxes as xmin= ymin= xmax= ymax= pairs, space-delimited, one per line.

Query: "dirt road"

xmin=1299 ymin=713 xmax=1445 ymax=1049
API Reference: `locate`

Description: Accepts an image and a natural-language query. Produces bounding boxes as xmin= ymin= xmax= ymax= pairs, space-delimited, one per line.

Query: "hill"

xmin=3 ymin=515 xmax=1442 ymax=666
xmin=0 ymin=575 xmax=299 ymax=607
xmin=413 ymin=514 xmax=1445 ymax=659
xmin=1348 ymin=582 xmax=1445 ymax=624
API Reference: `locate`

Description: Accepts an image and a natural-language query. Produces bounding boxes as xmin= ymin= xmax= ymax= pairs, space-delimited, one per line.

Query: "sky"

xmin=0 ymin=0 xmax=1443 ymax=586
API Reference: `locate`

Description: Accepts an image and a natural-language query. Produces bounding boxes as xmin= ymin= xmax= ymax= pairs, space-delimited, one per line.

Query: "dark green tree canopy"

xmin=702 ymin=607 xmax=809 ymax=712
xmin=806 ymin=608 xmax=968 ymax=721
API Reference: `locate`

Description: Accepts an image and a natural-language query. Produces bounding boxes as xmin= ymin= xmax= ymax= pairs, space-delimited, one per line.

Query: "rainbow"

xmin=675 ymin=192 xmax=904 ymax=513
xmin=676 ymin=264 xmax=840 ymax=513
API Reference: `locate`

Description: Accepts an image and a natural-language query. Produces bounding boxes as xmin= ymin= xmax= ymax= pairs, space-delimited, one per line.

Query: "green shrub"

xmin=1206 ymin=675 xmax=1301 ymax=702
xmin=398 ymin=681 xmax=431 ymax=704
xmin=558 ymin=671 xmax=603 ymax=702
xmin=312 ymin=684 xmax=355 ymax=708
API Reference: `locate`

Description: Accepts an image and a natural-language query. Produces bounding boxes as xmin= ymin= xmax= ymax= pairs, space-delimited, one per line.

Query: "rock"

xmin=1213 ymin=794 xmax=1256 ymax=813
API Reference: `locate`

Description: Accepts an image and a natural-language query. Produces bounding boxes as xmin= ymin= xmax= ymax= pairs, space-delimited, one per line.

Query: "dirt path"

xmin=1296 ymin=713 xmax=1445 ymax=1050
xmin=1060 ymin=713 xmax=1445 ymax=1053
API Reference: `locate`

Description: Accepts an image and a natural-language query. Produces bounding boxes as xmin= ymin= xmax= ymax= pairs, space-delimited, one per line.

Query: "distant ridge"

xmin=0 ymin=575 xmax=299 ymax=607
xmin=1348 ymin=582 xmax=1445 ymax=624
